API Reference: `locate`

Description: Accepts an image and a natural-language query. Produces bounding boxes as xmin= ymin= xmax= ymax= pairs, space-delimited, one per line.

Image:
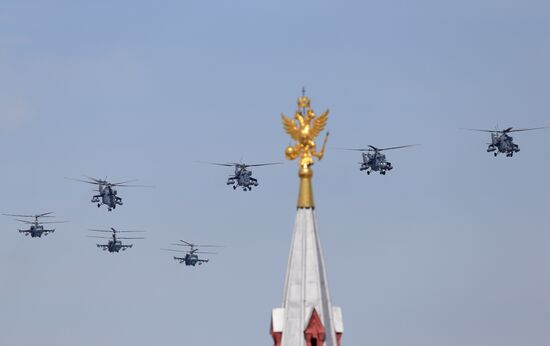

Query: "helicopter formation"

xmin=2 ymin=119 xmax=547 ymax=267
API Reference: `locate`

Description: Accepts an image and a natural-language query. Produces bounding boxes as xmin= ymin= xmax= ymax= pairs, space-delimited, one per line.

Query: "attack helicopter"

xmin=462 ymin=126 xmax=549 ymax=157
xmin=67 ymin=176 xmax=150 ymax=211
xmin=199 ymin=161 xmax=282 ymax=191
xmin=3 ymin=212 xmax=67 ymax=238
xmin=161 ymin=240 xmax=221 ymax=266
xmin=87 ymin=227 xmax=144 ymax=253
xmin=334 ymin=144 xmax=417 ymax=175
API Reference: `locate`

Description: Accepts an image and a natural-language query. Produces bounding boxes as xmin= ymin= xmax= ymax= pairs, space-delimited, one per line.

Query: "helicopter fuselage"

xmin=19 ymin=224 xmax=54 ymax=238
xmin=226 ymin=166 xmax=258 ymax=191
xmin=98 ymin=239 xmax=132 ymax=253
xmin=487 ymin=133 xmax=520 ymax=157
xmin=175 ymin=253 xmax=209 ymax=266
xmin=91 ymin=184 xmax=123 ymax=211
xmin=360 ymin=152 xmax=393 ymax=175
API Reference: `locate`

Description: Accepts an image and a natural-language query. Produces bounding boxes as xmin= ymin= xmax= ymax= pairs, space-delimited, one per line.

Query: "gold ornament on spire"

xmin=281 ymin=89 xmax=329 ymax=208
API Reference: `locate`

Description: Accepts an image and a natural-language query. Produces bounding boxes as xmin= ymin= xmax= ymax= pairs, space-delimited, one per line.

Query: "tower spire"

xmin=273 ymin=91 xmax=343 ymax=346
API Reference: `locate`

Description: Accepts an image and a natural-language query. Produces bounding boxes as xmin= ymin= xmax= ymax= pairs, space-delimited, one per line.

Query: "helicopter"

xmin=3 ymin=212 xmax=67 ymax=238
xmin=87 ymin=227 xmax=144 ymax=253
xmin=462 ymin=126 xmax=549 ymax=157
xmin=334 ymin=144 xmax=417 ymax=175
xmin=67 ymin=176 xmax=150 ymax=211
xmin=200 ymin=161 xmax=282 ymax=191
xmin=161 ymin=240 xmax=221 ymax=266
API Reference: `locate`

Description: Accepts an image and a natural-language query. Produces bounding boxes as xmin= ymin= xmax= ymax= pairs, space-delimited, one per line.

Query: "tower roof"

xmin=274 ymin=208 xmax=342 ymax=346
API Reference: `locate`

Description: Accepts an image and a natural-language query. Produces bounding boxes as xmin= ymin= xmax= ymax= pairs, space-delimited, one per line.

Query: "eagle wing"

xmin=281 ymin=114 xmax=301 ymax=141
xmin=310 ymin=109 xmax=329 ymax=139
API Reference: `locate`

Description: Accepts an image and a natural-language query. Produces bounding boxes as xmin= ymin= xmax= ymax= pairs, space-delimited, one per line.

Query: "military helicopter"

xmin=67 ymin=176 xmax=151 ymax=211
xmin=3 ymin=212 xmax=67 ymax=238
xmin=161 ymin=240 xmax=221 ymax=266
xmin=87 ymin=227 xmax=144 ymax=253
xmin=200 ymin=161 xmax=282 ymax=191
xmin=462 ymin=126 xmax=549 ymax=157
xmin=334 ymin=144 xmax=417 ymax=175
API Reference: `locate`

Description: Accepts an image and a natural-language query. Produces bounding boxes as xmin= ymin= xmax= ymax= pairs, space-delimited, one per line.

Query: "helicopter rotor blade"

xmin=195 ymin=251 xmax=218 ymax=254
xmin=160 ymin=248 xmax=187 ymax=253
xmin=175 ymin=240 xmax=222 ymax=248
xmin=195 ymin=161 xmax=234 ymax=167
xmin=243 ymin=162 xmax=284 ymax=167
xmin=88 ymin=229 xmax=113 ymax=233
xmin=14 ymin=219 xmax=34 ymax=224
xmin=114 ymin=183 xmax=154 ymax=188
xmin=117 ymin=237 xmax=145 ymax=240
xmin=460 ymin=128 xmax=497 ymax=133
xmin=368 ymin=145 xmax=380 ymax=151
xmin=39 ymin=221 xmax=69 ymax=224
xmin=36 ymin=212 xmax=54 ymax=218
xmin=330 ymin=147 xmax=371 ymax=152
xmin=3 ymin=213 xmax=54 ymax=218
xmin=378 ymin=144 xmax=419 ymax=151
xmin=3 ymin=213 xmax=36 ymax=218
xmin=64 ymin=177 xmax=100 ymax=185
xmin=87 ymin=235 xmax=111 ymax=239
xmin=505 ymin=126 xmax=550 ymax=133
xmin=461 ymin=127 xmax=549 ymax=134
xmin=111 ymin=179 xmax=138 ymax=185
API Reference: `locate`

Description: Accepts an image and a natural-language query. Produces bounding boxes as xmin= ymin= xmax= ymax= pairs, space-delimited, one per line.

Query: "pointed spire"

xmin=273 ymin=91 xmax=342 ymax=346
xmin=271 ymin=208 xmax=343 ymax=346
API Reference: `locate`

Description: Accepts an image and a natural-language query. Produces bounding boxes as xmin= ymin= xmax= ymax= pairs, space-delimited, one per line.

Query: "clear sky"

xmin=1 ymin=1 xmax=549 ymax=345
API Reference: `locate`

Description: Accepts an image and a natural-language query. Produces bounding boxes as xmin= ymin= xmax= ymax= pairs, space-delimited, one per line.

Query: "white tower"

xmin=271 ymin=92 xmax=343 ymax=346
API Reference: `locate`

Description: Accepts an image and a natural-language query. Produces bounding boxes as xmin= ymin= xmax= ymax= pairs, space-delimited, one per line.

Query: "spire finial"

xmin=281 ymin=90 xmax=330 ymax=208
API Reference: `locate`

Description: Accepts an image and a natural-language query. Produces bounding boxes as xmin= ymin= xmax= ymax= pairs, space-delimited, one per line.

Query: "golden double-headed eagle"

xmin=281 ymin=93 xmax=329 ymax=175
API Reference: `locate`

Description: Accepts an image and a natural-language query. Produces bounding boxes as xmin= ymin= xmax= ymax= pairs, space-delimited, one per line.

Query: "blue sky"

xmin=1 ymin=1 xmax=549 ymax=345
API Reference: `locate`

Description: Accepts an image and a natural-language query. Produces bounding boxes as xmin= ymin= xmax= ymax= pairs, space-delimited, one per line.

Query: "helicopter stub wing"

xmin=173 ymin=256 xmax=186 ymax=263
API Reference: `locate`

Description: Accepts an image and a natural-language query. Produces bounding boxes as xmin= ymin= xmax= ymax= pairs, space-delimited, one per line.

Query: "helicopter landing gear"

xmin=233 ymin=185 xmax=237 ymax=190
xmin=380 ymin=171 xmax=386 ymax=175
xmin=366 ymin=171 xmax=371 ymax=175
xmin=494 ymin=152 xmax=498 ymax=157
xmin=97 ymin=203 xmax=101 ymax=208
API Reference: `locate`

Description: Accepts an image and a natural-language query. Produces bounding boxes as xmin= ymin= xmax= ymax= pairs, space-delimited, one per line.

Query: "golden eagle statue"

xmin=281 ymin=92 xmax=329 ymax=208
